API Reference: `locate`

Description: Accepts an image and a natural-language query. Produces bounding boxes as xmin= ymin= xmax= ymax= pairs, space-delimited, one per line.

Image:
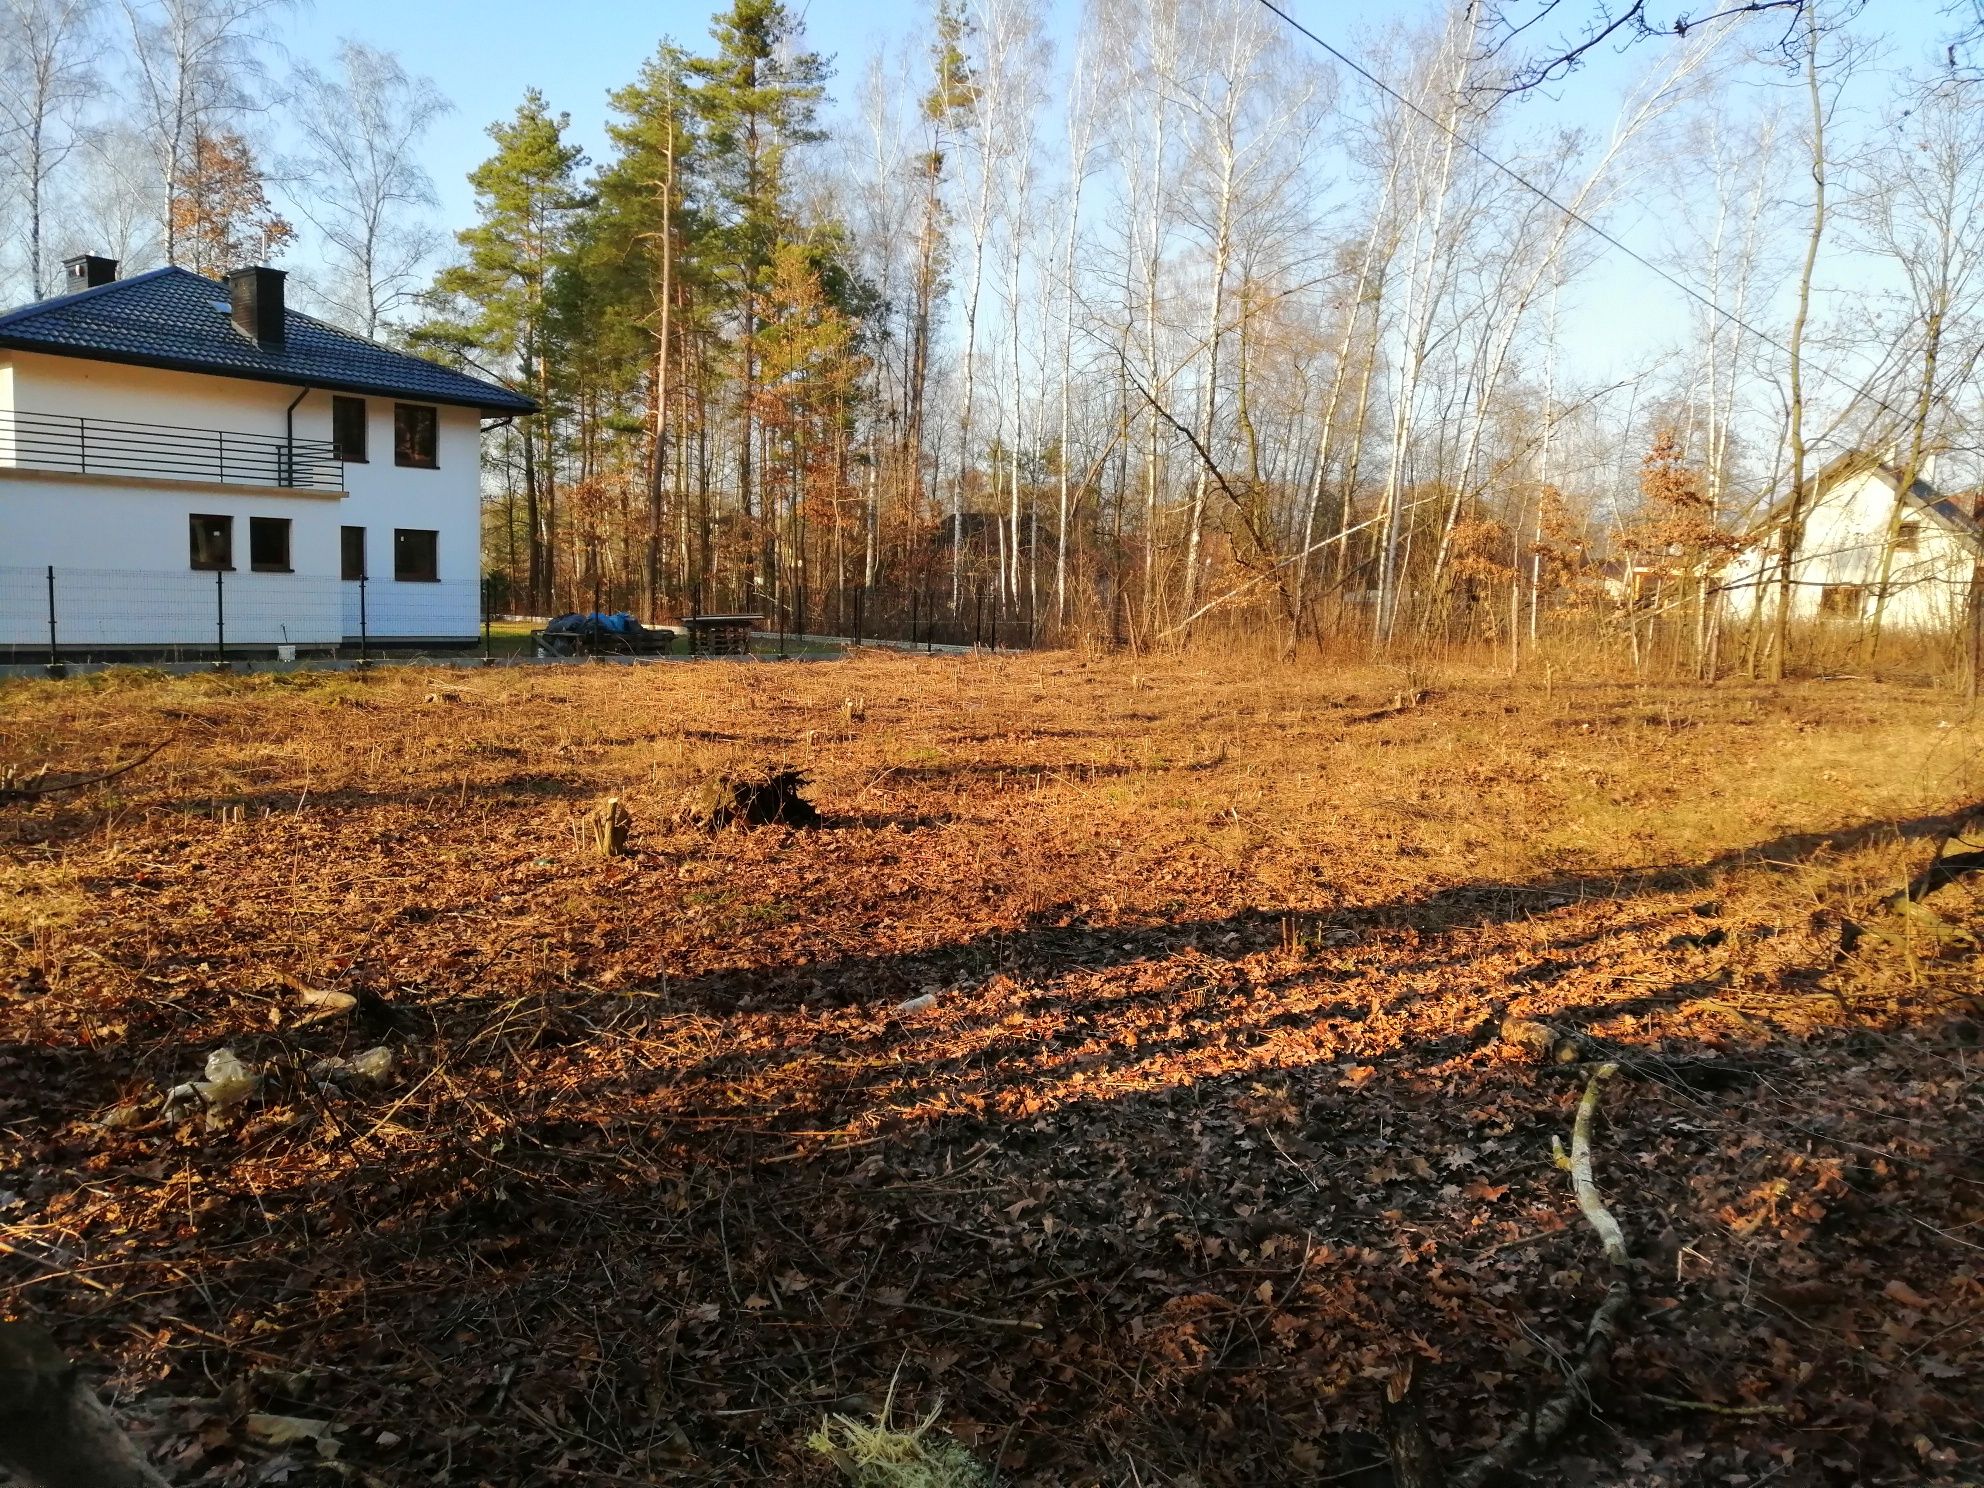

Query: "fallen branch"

xmin=1450 ymin=1063 xmax=1632 ymax=1488
xmin=1552 ymin=1063 xmax=1628 ymax=1266
xmin=1642 ymin=1392 xmax=1785 ymax=1417
xmin=0 ymin=740 xmax=170 ymax=805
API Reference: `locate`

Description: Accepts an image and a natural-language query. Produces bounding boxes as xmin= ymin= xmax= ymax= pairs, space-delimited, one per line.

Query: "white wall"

xmin=322 ymin=392 xmax=482 ymax=639
xmin=1724 ymin=466 xmax=1977 ymax=631
xmin=1 ymin=351 xmax=485 ymax=646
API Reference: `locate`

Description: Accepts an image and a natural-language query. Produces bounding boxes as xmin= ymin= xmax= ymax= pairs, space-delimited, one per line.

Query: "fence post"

xmin=358 ymin=575 xmax=369 ymax=666
xmin=44 ymin=565 xmax=63 ymax=678
xmin=481 ymin=578 xmax=493 ymax=665
xmin=76 ymin=417 xmax=88 ymax=476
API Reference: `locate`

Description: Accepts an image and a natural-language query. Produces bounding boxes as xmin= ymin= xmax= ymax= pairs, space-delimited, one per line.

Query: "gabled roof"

xmin=0 ymin=267 xmax=536 ymax=417
xmin=1755 ymin=449 xmax=1984 ymax=558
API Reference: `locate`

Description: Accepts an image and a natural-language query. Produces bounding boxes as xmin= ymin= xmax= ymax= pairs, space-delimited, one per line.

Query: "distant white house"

xmin=0 ymin=255 xmax=534 ymax=658
xmin=1723 ymin=451 xmax=1983 ymax=631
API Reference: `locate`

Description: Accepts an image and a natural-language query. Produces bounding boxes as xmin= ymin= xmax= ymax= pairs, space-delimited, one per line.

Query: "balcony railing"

xmin=0 ymin=408 xmax=344 ymax=492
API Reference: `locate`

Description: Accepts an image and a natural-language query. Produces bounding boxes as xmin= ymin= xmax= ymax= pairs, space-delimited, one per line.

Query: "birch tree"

xmin=118 ymin=0 xmax=289 ymax=268
xmin=1852 ymin=77 xmax=1984 ymax=658
xmin=0 ymin=0 xmax=98 ymax=298
xmin=283 ymin=42 xmax=451 ymax=337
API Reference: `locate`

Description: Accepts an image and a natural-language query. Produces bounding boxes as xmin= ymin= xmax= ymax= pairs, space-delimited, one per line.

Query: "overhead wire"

xmin=1250 ymin=0 xmax=1911 ymax=427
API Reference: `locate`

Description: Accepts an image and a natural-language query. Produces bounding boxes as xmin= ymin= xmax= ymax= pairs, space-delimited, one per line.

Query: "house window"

xmin=249 ymin=516 xmax=291 ymax=573
xmin=394 ymin=528 xmax=438 ymax=582
xmin=1895 ymin=521 xmax=1920 ymax=553
xmin=1819 ymin=584 xmax=1865 ymax=618
xmin=189 ymin=514 xmax=232 ymax=571
xmin=394 ymin=403 xmax=438 ymax=468
xmin=332 ymin=396 xmax=367 ymax=462
xmin=341 ymin=525 xmax=366 ymax=580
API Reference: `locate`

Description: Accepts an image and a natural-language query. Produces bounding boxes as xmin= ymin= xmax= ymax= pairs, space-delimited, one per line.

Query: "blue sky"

xmin=280 ymin=1 xmax=989 ymax=230
xmin=272 ymin=0 xmax=1964 ymax=414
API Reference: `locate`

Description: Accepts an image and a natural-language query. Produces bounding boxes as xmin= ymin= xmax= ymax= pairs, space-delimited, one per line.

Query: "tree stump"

xmin=584 ymin=796 xmax=633 ymax=856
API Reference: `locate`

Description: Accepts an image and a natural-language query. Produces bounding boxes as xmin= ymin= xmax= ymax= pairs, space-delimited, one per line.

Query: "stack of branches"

xmin=679 ymin=765 xmax=822 ymax=832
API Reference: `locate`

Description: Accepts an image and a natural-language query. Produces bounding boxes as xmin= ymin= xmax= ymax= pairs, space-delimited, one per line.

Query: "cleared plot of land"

xmin=0 ymin=656 xmax=1980 ymax=1486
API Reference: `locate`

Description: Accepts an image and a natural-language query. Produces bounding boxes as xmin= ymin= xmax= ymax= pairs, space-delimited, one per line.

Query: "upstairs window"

xmin=1896 ymin=520 xmax=1921 ymax=553
xmin=394 ymin=403 xmax=438 ymax=468
xmin=341 ymin=525 xmax=366 ymax=580
xmin=332 ymin=396 xmax=368 ymax=462
xmin=189 ymin=514 xmax=232 ymax=571
xmin=249 ymin=516 xmax=291 ymax=573
xmin=394 ymin=528 xmax=438 ymax=582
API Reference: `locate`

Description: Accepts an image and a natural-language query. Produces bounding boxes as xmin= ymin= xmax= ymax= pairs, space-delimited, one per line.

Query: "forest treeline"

xmin=5 ymin=0 xmax=1984 ymax=672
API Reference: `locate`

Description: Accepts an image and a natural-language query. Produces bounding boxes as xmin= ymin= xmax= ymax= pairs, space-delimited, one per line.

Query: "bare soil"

xmin=1 ymin=654 xmax=1980 ymax=1486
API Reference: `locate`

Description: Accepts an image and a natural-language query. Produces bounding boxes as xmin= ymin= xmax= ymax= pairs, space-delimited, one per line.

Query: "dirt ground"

xmin=1 ymin=653 xmax=1980 ymax=1487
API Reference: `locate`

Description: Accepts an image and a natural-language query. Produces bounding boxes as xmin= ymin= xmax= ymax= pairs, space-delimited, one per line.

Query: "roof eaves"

xmin=0 ymin=333 xmax=540 ymax=415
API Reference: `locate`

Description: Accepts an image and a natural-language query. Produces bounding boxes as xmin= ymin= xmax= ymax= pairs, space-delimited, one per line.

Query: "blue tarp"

xmin=545 ymin=611 xmax=642 ymax=636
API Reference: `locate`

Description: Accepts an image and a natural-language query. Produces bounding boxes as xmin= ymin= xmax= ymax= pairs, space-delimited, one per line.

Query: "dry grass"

xmin=0 ymin=653 xmax=1980 ymax=1485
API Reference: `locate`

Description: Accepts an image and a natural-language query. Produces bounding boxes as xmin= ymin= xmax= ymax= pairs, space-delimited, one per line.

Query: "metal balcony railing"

xmin=0 ymin=408 xmax=344 ymax=491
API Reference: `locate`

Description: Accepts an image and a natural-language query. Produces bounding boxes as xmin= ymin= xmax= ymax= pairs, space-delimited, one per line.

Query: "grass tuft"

xmin=808 ymin=1398 xmax=993 ymax=1488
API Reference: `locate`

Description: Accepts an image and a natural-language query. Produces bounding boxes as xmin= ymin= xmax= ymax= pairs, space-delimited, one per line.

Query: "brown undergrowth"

xmin=0 ymin=654 xmax=1980 ymax=1486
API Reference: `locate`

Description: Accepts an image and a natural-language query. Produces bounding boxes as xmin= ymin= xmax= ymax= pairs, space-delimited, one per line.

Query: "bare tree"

xmin=118 ymin=0 xmax=289 ymax=268
xmin=56 ymin=123 xmax=163 ymax=272
xmin=1374 ymin=6 xmax=1478 ymax=646
xmin=1850 ymin=76 xmax=1984 ymax=658
xmin=1476 ymin=0 xmax=1806 ymax=92
xmin=1052 ymin=13 xmax=1101 ymax=631
xmin=281 ymin=41 xmax=451 ymax=337
xmin=1766 ymin=3 xmax=1840 ymax=680
xmin=0 ymin=0 xmax=98 ymax=298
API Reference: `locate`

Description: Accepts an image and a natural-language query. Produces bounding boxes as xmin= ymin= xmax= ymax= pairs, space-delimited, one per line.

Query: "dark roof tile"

xmin=0 ymin=267 xmax=536 ymax=416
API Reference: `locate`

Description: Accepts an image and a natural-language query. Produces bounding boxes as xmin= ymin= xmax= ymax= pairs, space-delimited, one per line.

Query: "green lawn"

xmin=479 ymin=618 xmax=844 ymax=660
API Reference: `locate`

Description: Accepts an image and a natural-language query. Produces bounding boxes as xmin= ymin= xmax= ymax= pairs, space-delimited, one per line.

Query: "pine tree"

xmin=429 ymin=90 xmax=587 ymax=611
xmin=596 ymin=43 xmax=703 ymax=614
xmin=689 ymin=0 xmax=830 ymax=611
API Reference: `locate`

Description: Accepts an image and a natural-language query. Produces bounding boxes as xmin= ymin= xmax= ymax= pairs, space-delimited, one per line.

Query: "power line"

xmin=1251 ymin=0 xmax=1909 ymax=428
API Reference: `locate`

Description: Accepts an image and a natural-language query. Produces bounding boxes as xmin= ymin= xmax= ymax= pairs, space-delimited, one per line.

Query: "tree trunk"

xmin=1770 ymin=8 xmax=1829 ymax=684
xmin=0 ymin=1324 xmax=170 ymax=1488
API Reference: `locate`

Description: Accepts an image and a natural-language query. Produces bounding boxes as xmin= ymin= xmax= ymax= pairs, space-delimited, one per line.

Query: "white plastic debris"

xmin=894 ymin=988 xmax=942 ymax=1015
xmin=348 ymin=1045 xmax=393 ymax=1081
xmin=294 ymin=988 xmax=357 ymax=1025
xmin=310 ymin=1045 xmax=395 ymax=1084
xmin=165 ymin=1047 xmax=260 ymax=1117
xmin=201 ymin=1048 xmax=258 ymax=1105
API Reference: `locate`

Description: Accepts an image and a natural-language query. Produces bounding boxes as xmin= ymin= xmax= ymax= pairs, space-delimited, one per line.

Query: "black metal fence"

xmin=0 ymin=409 xmax=343 ymax=490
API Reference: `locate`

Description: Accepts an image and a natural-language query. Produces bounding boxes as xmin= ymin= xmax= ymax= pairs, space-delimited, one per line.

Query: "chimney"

xmin=227 ymin=265 xmax=286 ymax=349
xmin=62 ymin=254 xmax=117 ymax=292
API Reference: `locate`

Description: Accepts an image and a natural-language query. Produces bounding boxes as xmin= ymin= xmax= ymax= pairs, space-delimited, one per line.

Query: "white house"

xmin=1724 ymin=451 xmax=1983 ymax=632
xmin=0 ymin=256 xmax=534 ymax=659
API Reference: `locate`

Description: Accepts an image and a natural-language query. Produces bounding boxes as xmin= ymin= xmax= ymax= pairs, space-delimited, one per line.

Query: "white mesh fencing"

xmin=0 ymin=565 xmax=481 ymax=657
